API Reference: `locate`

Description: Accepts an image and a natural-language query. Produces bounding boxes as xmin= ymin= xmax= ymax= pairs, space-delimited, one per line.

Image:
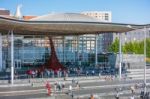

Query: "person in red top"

xmin=45 ymin=81 xmax=51 ymax=96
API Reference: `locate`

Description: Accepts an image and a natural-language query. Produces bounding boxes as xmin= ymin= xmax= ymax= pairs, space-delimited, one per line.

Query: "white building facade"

xmin=81 ymin=11 xmax=112 ymax=22
xmin=113 ymin=28 xmax=150 ymax=45
xmin=81 ymin=11 xmax=112 ymax=52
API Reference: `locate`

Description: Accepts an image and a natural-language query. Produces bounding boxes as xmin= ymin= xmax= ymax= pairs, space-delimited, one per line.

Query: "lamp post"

xmin=125 ymin=25 xmax=148 ymax=95
xmin=119 ymin=33 xmax=122 ymax=80
xmin=95 ymin=34 xmax=98 ymax=66
xmin=144 ymin=26 xmax=147 ymax=94
xmin=11 ymin=30 xmax=14 ymax=85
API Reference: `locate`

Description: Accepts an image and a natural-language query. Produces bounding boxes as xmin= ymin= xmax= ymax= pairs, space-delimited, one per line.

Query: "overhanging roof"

xmin=0 ymin=13 xmax=148 ymax=35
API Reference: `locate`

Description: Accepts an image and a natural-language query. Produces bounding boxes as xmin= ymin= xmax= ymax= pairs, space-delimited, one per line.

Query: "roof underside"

xmin=0 ymin=15 xmax=146 ymax=35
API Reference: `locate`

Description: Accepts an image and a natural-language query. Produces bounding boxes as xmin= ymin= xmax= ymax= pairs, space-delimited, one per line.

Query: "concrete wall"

xmin=108 ymin=54 xmax=145 ymax=69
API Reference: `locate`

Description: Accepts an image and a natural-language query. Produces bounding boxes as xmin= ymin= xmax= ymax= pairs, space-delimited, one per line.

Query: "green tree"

xmin=146 ymin=39 xmax=150 ymax=58
xmin=108 ymin=38 xmax=150 ymax=58
xmin=108 ymin=38 xmax=119 ymax=53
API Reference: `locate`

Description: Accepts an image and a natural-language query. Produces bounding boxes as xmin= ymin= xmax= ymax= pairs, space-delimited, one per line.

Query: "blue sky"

xmin=0 ymin=0 xmax=150 ymax=24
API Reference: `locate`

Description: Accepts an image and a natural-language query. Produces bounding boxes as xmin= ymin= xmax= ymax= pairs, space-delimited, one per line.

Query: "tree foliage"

xmin=108 ymin=38 xmax=119 ymax=53
xmin=108 ymin=38 xmax=150 ymax=58
xmin=146 ymin=39 xmax=150 ymax=58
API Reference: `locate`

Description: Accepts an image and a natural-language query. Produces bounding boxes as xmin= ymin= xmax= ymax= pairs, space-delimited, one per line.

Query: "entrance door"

xmin=14 ymin=59 xmax=21 ymax=69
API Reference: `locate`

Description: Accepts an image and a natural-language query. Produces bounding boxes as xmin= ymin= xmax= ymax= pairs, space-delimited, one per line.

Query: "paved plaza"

xmin=0 ymin=76 xmax=149 ymax=99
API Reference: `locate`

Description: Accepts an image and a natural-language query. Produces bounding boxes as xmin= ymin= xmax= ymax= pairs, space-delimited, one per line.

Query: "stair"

xmin=127 ymin=69 xmax=150 ymax=79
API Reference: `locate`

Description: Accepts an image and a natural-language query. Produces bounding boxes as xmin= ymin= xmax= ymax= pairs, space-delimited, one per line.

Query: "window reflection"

xmin=2 ymin=34 xmax=98 ymax=69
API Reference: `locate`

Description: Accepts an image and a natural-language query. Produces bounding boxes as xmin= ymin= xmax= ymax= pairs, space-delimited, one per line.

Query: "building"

xmin=23 ymin=16 xmax=37 ymax=20
xmin=0 ymin=12 xmax=143 ymax=72
xmin=81 ymin=11 xmax=112 ymax=22
xmin=22 ymin=11 xmax=113 ymax=53
xmin=113 ymin=28 xmax=150 ymax=45
xmin=0 ymin=10 xmax=147 ymax=84
xmin=0 ymin=8 xmax=10 ymax=15
xmin=82 ymin=11 xmax=150 ymax=51
xmin=81 ymin=11 xmax=113 ymax=52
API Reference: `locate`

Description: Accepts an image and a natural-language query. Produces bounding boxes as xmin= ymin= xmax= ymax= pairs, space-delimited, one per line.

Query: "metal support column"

xmin=11 ymin=30 xmax=14 ymax=85
xmin=0 ymin=33 xmax=2 ymax=71
xmin=119 ymin=33 xmax=122 ymax=79
xmin=95 ymin=35 xmax=98 ymax=66
xmin=82 ymin=36 xmax=84 ymax=64
xmin=144 ymin=26 xmax=147 ymax=93
xmin=77 ymin=36 xmax=79 ymax=66
xmin=63 ymin=36 xmax=65 ymax=63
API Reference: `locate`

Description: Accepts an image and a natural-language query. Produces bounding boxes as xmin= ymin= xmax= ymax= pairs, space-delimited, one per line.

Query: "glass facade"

xmin=1 ymin=34 xmax=103 ymax=70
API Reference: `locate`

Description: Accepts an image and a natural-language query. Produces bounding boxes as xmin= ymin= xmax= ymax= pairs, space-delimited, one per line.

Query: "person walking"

xmin=90 ymin=94 xmax=94 ymax=99
xmin=69 ymin=85 xmax=72 ymax=94
xmin=115 ymin=88 xmax=119 ymax=99
xmin=130 ymin=95 xmax=134 ymax=99
xmin=130 ymin=86 xmax=135 ymax=95
xmin=76 ymin=81 xmax=80 ymax=89
xmin=62 ymin=82 xmax=65 ymax=92
xmin=45 ymin=81 xmax=52 ymax=96
xmin=115 ymin=92 xmax=119 ymax=99
xmin=98 ymin=71 xmax=101 ymax=79
xmin=86 ymin=70 xmax=88 ymax=77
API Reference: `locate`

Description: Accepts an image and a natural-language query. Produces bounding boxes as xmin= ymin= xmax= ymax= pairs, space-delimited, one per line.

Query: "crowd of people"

xmin=25 ymin=66 xmax=119 ymax=80
xmin=26 ymin=69 xmax=69 ymax=78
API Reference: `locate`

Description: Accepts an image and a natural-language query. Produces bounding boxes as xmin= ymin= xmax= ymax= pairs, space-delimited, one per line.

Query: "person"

xmin=76 ymin=81 xmax=80 ymax=89
xmin=115 ymin=88 xmax=119 ymax=99
xmin=77 ymin=68 xmax=80 ymax=76
xmin=62 ymin=82 xmax=65 ymax=92
xmin=32 ymin=70 xmax=36 ymax=78
xmin=45 ymin=81 xmax=51 ymax=96
xmin=14 ymin=70 xmax=18 ymax=79
xmin=145 ymin=92 xmax=150 ymax=99
xmin=63 ymin=70 xmax=67 ymax=80
xmin=71 ymin=90 xmax=74 ymax=99
xmin=90 ymin=94 xmax=94 ymax=99
xmin=72 ymin=78 xmax=75 ymax=84
xmin=46 ymin=69 xmax=50 ymax=78
xmin=111 ymin=75 xmax=114 ymax=81
xmin=130 ymin=95 xmax=134 ymax=99
xmin=69 ymin=85 xmax=72 ymax=93
xmin=26 ymin=70 xmax=32 ymax=78
xmin=57 ymin=70 xmax=59 ymax=78
xmin=130 ymin=86 xmax=135 ymax=95
xmin=37 ymin=70 xmax=40 ymax=78
xmin=59 ymin=69 xmax=62 ymax=77
xmin=92 ymin=70 xmax=95 ymax=76
xmin=52 ymin=70 xmax=54 ymax=78
xmin=86 ymin=71 xmax=88 ymax=77
xmin=115 ymin=92 xmax=119 ymax=99
xmin=57 ymin=82 xmax=62 ymax=91
xmin=140 ymin=91 xmax=144 ymax=99
xmin=98 ymin=72 xmax=101 ymax=79
xmin=54 ymin=82 xmax=57 ymax=92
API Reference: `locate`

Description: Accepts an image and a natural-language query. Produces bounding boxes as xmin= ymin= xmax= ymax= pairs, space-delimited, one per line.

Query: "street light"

xmin=119 ymin=33 xmax=122 ymax=80
xmin=144 ymin=26 xmax=147 ymax=94
xmin=127 ymin=25 xmax=147 ymax=93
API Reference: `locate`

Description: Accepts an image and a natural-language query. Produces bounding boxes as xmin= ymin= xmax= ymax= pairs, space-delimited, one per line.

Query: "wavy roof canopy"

xmin=0 ymin=13 xmax=147 ymax=35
